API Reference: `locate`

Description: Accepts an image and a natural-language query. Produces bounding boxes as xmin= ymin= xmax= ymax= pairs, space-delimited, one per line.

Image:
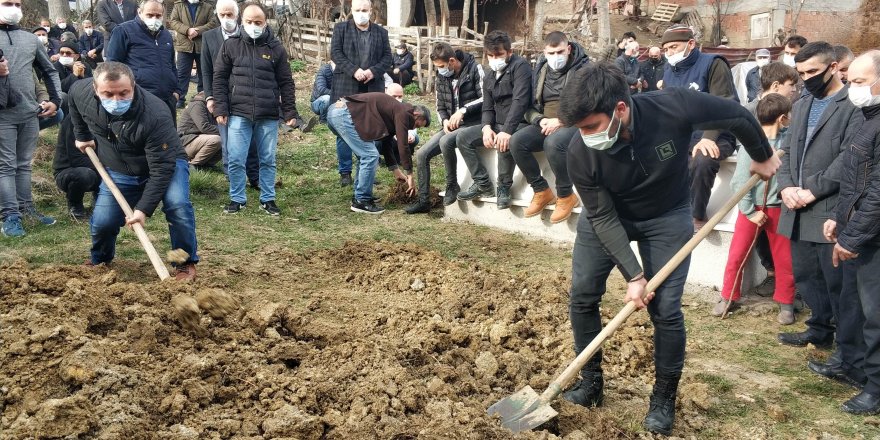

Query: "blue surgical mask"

xmin=437 ymin=66 xmax=453 ymax=77
xmin=581 ymin=113 xmax=622 ymax=151
xmin=101 ymin=97 xmax=133 ymax=116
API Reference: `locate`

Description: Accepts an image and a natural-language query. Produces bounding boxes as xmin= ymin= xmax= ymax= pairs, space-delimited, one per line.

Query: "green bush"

xmin=404 ymin=82 xmax=421 ymax=95
xmin=289 ymin=60 xmax=308 ymax=73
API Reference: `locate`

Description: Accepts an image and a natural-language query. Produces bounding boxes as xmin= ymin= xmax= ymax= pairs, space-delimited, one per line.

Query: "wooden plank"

xmin=651 ymin=2 xmax=679 ymax=22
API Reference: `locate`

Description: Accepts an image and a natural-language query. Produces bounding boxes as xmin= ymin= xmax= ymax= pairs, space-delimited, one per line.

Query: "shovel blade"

xmin=487 ymin=386 xmax=559 ymax=433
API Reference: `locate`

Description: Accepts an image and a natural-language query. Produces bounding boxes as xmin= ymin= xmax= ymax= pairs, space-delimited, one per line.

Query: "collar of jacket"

xmin=863 ymin=102 xmax=880 ymax=119
xmin=242 ymin=26 xmax=272 ymax=45
xmin=671 ymin=47 xmax=701 ymax=72
xmin=0 ymin=23 xmax=20 ymax=31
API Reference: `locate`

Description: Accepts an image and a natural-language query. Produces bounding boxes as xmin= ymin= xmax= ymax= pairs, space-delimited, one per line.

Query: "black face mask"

xmin=649 ymin=57 xmax=662 ymax=64
xmin=803 ymin=65 xmax=834 ymax=99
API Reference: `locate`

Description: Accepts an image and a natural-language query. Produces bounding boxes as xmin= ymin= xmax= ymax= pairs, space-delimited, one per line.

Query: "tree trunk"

xmin=532 ymin=0 xmax=545 ymax=41
xmin=461 ymin=0 xmax=471 ymax=30
xmin=439 ymin=0 xmax=449 ymax=35
xmin=425 ymin=0 xmax=438 ymax=27
xmin=597 ymin=0 xmax=611 ymax=50
xmin=22 ymin=0 xmax=49 ymax=27
xmin=47 ymin=0 xmax=71 ymax=21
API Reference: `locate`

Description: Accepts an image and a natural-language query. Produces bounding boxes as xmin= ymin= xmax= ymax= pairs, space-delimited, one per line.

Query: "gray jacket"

xmin=0 ymin=25 xmax=62 ymax=124
xmin=777 ymin=85 xmax=865 ymax=243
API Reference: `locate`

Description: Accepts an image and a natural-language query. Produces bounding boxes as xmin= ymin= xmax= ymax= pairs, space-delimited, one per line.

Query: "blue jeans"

xmin=310 ymin=95 xmax=330 ymax=121
xmin=0 ymin=118 xmax=39 ymax=220
xmin=39 ymin=108 xmax=64 ymax=130
xmin=218 ymin=122 xmax=259 ymax=181
xmin=327 ymin=104 xmax=378 ymax=202
xmin=227 ymin=115 xmax=278 ymax=204
xmin=176 ymin=50 xmax=202 ymax=102
xmin=311 ymin=95 xmax=352 ymax=174
xmin=90 ymin=159 xmax=198 ymax=265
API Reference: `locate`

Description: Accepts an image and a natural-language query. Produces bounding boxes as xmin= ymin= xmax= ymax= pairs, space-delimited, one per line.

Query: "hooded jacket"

xmin=104 ymin=18 xmax=181 ymax=100
xmin=435 ymin=50 xmax=484 ymax=125
xmin=213 ymin=26 xmax=298 ymax=122
xmin=68 ymin=79 xmax=186 ymax=216
xmin=525 ymin=41 xmax=589 ymax=124
xmin=0 ymin=24 xmax=62 ymax=123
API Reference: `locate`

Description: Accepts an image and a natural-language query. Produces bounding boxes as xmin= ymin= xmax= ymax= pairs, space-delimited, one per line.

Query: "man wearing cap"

xmin=32 ymin=26 xmax=61 ymax=62
xmin=660 ymin=24 xmax=739 ymax=232
xmin=746 ymin=48 xmax=772 ymax=102
xmin=53 ymin=40 xmax=92 ymax=93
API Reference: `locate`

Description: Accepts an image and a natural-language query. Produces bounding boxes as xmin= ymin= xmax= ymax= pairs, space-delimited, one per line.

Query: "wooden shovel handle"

xmin=540 ymin=150 xmax=785 ymax=402
xmin=84 ymin=146 xmax=171 ymax=281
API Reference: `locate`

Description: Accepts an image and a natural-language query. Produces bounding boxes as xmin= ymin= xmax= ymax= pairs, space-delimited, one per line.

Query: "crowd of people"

xmin=2 ymin=0 xmax=880 ymax=435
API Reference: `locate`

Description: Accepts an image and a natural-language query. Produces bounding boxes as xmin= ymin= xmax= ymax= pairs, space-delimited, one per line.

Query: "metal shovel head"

xmin=487 ymin=385 xmax=559 ymax=433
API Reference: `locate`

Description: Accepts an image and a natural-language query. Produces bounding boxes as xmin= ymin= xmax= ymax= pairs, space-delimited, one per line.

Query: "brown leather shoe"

xmin=175 ymin=263 xmax=197 ymax=282
xmin=524 ymin=189 xmax=556 ymax=217
xmin=551 ymin=193 xmax=580 ymax=223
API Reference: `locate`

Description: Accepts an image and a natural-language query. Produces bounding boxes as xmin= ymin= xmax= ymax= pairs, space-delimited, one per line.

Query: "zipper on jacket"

xmin=631 ymin=146 xmax=648 ymax=176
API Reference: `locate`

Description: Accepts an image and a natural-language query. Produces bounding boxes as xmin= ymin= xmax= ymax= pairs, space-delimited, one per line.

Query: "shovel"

xmin=84 ymin=146 xmax=171 ymax=281
xmin=487 ymin=150 xmax=784 ymax=433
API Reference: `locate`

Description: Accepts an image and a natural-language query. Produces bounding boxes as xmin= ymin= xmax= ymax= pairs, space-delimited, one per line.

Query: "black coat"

xmin=639 ymin=57 xmax=666 ymax=92
xmin=836 ymin=104 xmax=880 ymax=251
xmin=53 ymin=115 xmax=95 ymax=175
xmin=392 ymin=50 xmax=414 ymax=73
xmin=200 ymin=26 xmax=228 ymax=100
xmin=68 ymin=80 xmax=186 ymax=216
xmin=78 ymin=30 xmax=104 ymax=54
xmin=482 ymin=53 xmax=532 ymax=135
xmin=329 ymin=20 xmax=392 ymax=102
xmin=213 ymin=27 xmax=299 ymax=121
xmin=49 ymin=24 xmax=77 ymax=40
xmin=97 ymin=0 xmax=138 ymax=35
xmin=52 ymin=60 xmax=92 ymax=93
xmin=435 ymin=50 xmax=484 ymax=125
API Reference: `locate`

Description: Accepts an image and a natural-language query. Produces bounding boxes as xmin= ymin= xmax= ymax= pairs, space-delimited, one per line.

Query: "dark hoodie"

xmin=212 ymin=26 xmax=299 ymax=122
xmin=525 ymin=41 xmax=589 ymax=124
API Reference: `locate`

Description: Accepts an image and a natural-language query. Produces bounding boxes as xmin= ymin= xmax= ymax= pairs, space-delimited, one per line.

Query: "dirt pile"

xmin=1 ymin=242 xmax=712 ymax=438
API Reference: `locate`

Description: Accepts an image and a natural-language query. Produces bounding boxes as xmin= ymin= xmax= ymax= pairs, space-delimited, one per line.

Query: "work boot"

xmin=524 ymin=188 xmax=556 ymax=217
xmin=339 ymin=173 xmax=353 ymax=187
xmin=443 ymin=184 xmax=460 ymax=206
xmin=457 ymin=183 xmax=494 ymax=201
xmin=496 ymin=186 xmax=512 ymax=210
xmin=551 ymin=193 xmax=580 ymax=223
xmin=643 ymin=373 xmax=681 ymax=436
xmin=777 ymin=303 xmax=795 ymax=325
xmin=754 ymin=273 xmax=776 ymax=297
xmin=405 ymin=198 xmax=432 ymax=214
xmin=175 ymin=263 xmax=197 ymax=282
xmin=68 ymin=203 xmax=89 ymax=222
xmin=562 ymin=368 xmax=604 ymax=408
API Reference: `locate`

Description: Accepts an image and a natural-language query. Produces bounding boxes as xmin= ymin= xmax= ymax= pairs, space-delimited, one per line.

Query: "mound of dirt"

xmin=383 ymin=180 xmax=442 ymax=207
xmin=0 ymin=242 xmax=710 ymax=438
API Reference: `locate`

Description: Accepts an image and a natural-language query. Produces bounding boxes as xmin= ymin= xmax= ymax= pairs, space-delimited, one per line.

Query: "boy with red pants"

xmin=713 ymin=93 xmax=796 ymax=324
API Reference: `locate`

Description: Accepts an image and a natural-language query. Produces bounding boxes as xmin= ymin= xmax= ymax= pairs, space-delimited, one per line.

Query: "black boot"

xmin=496 ymin=186 xmax=512 ymax=210
xmin=562 ymin=356 xmax=604 ymax=408
xmin=443 ymin=184 xmax=460 ymax=206
xmin=68 ymin=203 xmax=88 ymax=221
xmin=405 ymin=198 xmax=432 ymax=214
xmin=644 ymin=373 xmax=681 ymax=435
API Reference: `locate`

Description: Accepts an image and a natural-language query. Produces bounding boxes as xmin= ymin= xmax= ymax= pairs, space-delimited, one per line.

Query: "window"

xmin=751 ymin=12 xmax=771 ymax=40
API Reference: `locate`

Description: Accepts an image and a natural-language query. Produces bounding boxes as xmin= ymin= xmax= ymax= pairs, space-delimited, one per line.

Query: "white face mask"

xmin=57 ymin=22 xmax=67 ymax=29
xmin=546 ymin=54 xmax=567 ymax=71
xmin=37 ymin=35 xmax=48 ymax=45
xmin=244 ymin=24 xmax=263 ymax=39
xmin=756 ymin=58 xmax=770 ymax=68
xmin=143 ymin=17 xmax=163 ymax=32
xmin=782 ymin=54 xmax=796 ymax=67
xmin=219 ymin=18 xmax=236 ymax=33
xmin=188 ymin=0 xmax=199 ymax=3
xmin=581 ymin=112 xmax=622 ymax=151
xmin=488 ymin=57 xmax=507 ymax=72
xmin=437 ymin=66 xmax=453 ymax=77
xmin=666 ymin=48 xmax=688 ymax=67
xmin=85 ymin=28 xmax=93 ymax=35
xmin=58 ymin=56 xmax=74 ymax=66
xmin=396 ymin=49 xmax=405 ymax=55
xmin=353 ymin=11 xmax=370 ymax=26
xmin=848 ymin=80 xmax=880 ymax=108
xmin=0 ymin=5 xmax=23 ymax=25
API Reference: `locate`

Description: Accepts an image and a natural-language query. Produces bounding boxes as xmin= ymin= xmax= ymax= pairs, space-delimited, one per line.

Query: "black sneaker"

xmin=443 ymin=185 xmax=460 ymax=206
xmin=224 ymin=201 xmax=246 ymax=213
xmin=260 ymin=200 xmax=281 ymax=216
xmin=496 ymin=186 xmax=512 ymax=210
xmin=457 ymin=183 xmax=494 ymax=201
xmin=405 ymin=199 xmax=432 ymax=214
xmin=340 ymin=173 xmax=353 ymax=187
xmin=68 ymin=203 xmax=89 ymax=222
xmin=351 ymin=198 xmax=385 ymax=214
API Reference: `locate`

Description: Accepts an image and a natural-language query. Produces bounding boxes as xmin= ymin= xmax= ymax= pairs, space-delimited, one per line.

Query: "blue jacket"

xmin=78 ymin=30 xmax=104 ymax=53
xmin=104 ymin=18 xmax=180 ymax=100
xmin=745 ymin=65 xmax=761 ymax=102
xmin=310 ymin=62 xmax=333 ymax=102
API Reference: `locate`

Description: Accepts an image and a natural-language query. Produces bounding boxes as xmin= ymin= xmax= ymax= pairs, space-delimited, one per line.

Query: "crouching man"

xmin=69 ymin=61 xmax=199 ymax=280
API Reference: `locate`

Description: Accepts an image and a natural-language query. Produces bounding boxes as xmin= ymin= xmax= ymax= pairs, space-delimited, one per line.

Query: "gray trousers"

xmin=414 ymin=128 xmax=464 ymax=201
xmin=0 ymin=118 xmax=39 ymax=220
xmin=509 ymin=124 xmax=577 ymax=197
xmin=455 ymin=124 xmax=517 ymax=189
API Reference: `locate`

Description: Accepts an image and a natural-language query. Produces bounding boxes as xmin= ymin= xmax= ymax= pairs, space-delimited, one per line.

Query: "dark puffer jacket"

xmin=525 ymin=41 xmax=589 ymax=124
xmin=213 ymin=27 xmax=299 ymax=122
xmin=482 ymin=53 xmax=532 ymax=135
xmin=68 ymin=79 xmax=186 ymax=216
xmin=435 ymin=50 xmax=484 ymax=126
xmin=836 ymin=104 xmax=880 ymax=251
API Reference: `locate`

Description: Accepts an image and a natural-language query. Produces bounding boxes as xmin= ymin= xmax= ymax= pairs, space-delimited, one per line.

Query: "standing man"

xmin=97 ymin=0 xmax=138 ymax=35
xmin=558 ymin=62 xmax=780 ymax=435
xmin=745 ymin=48 xmax=772 ymax=102
xmin=827 ymin=50 xmax=880 ymax=415
xmin=781 ymin=35 xmax=808 ymax=67
xmin=69 ymin=62 xmax=198 ymax=280
xmin=615 ymin=40 xmax=643 ymax=92
xmin=168 ymin=0 xmax=217 ymax=109
xmin=835 ymin=45 xmax=855 ymax=83
xmin=405 ymin=42 xmax=484 ymax=214
xmin=639 ymin=46 xmax=665 ymax=92
xmin=0 ymin=0 xmax=62 ymax=237
xmin=509 ymin=31 xmax=588 ymax=223
xmin=78 ymin=20 xmax=104 ymax=69
xmin=661 ymin=24 xmax=740 ymax=232
xmin=777 ymin=42 xmax=866 ymax=390
xmin=456 ymin=30 xmax=532 ymax=210
xmin=104 ymin=0 xmax=182 ymax=121
xmin=213 ymin=2 xmax=301 ymax=216
xmin=329 ymin=0 xmax=392 ymax=186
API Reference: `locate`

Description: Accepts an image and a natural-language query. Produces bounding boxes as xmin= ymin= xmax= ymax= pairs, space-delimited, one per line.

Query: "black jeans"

xmin=54 ymin=167 xmax=100 ymax=206
xmin=509 ymin=124 xmax=577 ymax=197
xmin=176 ymin=50 xmax=202 ymax=102
xmin=570 ymin=205 xmax=692 ymax=376
xmin=855 ymin=245 xmax=880 ymax=394
xmin=414 ymin=129 xmax=463 ymax=200
xmin=755 ymin=231 xmax=775 ymax=271
xmin=688 ymin=138 xmax=735 ymax=220
xmin=456 ymin=124 xmax=516 ymax=189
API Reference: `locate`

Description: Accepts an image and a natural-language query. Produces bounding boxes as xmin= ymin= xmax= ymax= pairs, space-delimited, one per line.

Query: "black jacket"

xmin=68 ymin=80 xmax=186 ymax=216
xmin=526 ymin=41 xmax=589 ymax=124
xmin=97 ymin=0 xmax=138 ymax=35
xmin=329 ymin=20 xmax=392 ymax=102
xmin=435 ymin=50 xmax=484 ymax=125
xmin=78 ymin=30 xmax=104 ymax=54
xmin=310 ymin=62 xmax=333 ymax=102
xmin=392 ymin=50 xmax=414 ymax=74
xmin=837 ymin=104 xmax=880 ymax=252
xmin=568 ymin=88 xmax=772 ymax=280
xmin=53 ymin=115 xmax=95 ymax=175
xmin=482 ymin=53 xmax=532 ymax=134
xmin=49 ymin=24 xmax=77 ymax=40
xmin=778 ymin=85 xmax=864 ymax=243
xmin=213 ymin=27 xmax=299 ymax=122
xmin=52 ymin=60 xmax=92 ymax=93
xmin=178 ymin=94 xmax=219 ymax=146
xmin=639 ymin=57 xmax=666 ymax=92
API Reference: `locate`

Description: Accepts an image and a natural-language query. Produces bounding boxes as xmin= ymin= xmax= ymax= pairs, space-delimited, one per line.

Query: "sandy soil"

xmin=1 ymin=242 xmax=716 ymax=439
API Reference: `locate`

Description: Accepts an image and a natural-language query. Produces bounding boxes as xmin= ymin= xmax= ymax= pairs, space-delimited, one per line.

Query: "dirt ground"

xmin=0 ymin=241 xmax=733 ymax=439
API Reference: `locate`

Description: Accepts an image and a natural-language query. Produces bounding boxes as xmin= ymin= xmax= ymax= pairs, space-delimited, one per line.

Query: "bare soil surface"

xmin=0 ymin=242 xmax=791 ymax=439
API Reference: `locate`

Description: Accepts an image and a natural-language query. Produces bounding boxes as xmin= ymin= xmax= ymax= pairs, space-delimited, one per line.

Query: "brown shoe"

xmin=525 ymin=189 xmax=556 ymax=217
xmin=550 ymin=193 xmax=580 ymax=223
xmin=175 ymin=263 xmax=197 ymax=282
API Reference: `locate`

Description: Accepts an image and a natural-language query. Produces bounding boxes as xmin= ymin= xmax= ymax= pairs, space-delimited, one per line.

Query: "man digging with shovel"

xmin=557 ymin=63 xmax=780 ymax=435
xmin=69 ymin=61 xmax=199 ymax=281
